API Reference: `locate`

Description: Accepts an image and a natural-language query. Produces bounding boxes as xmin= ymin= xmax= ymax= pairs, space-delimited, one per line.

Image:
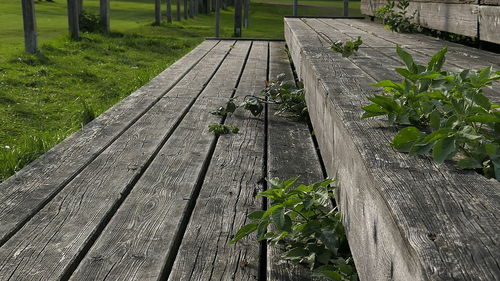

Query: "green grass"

xmin=0 ymin=0 xmax=361 ymax=181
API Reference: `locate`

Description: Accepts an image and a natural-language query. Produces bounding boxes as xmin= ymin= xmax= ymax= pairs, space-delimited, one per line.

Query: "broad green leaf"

xmin=457 ymin=157 xmax=483 ymax=169
xmin=396 ymin=45 xmax=417 ymax=73
xmin=339 ymin=263 xmax=354 ymax=275
xmin=248 ymin=210 xmax=265 ymax=220
xmin=471 ymin=92 xmax=491 ymax=110
xmin=319 ymin=229 xmax=340 ymax=255
xmin=465 ymin=114 xmax=500 ymax=123
xmin=427 ymin=47 xmax=447 ymax=72
xmin=368 ymin=95 xmax=400 ymax=112
xmin=373 ymin=80 xmax=404 ymax=91
xmin=282 ymin=177 xmax=299 ymax=190
xmin=262 ymin=204 xmax=283 ymax=218
xmin=283 ymin=247 xmax=308 ymax=260
xmin=432 ymin=136 xmax=456 ymax=163
xmin=313 ymin=265 xmax=343 ymax=281
xmin=271 ymin=207 xmax=287 ymax=231
xmin=429 ymin=110 xmax=441 ymax=130
xmin=391 ymin=126 xmax=424 ymax=152
xmin=229 ymin=223 xmax=258 ymax=244
xmin=395 ymin=68 xmax=418 ymax=81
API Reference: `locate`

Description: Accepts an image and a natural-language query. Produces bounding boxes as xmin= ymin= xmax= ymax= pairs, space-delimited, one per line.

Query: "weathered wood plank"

xmin=67 ymin=41 xmax=251 ymax=281
xmin=286 ymin=18 xmax=500 ymax=281
xmin=0 ymin=40 xmax=218 ymax=246
xmin=479 ymin=6 xmax=500 ymax=44
xmin=332 ymin=18 xmax=500 ymax=96
xmin=0 ymin=41 xmax=234 ymax=281
xmin=266 ymin=41 xmax=325 ymax=281
xmin=167 ymin=41 xmax=268 ymax=281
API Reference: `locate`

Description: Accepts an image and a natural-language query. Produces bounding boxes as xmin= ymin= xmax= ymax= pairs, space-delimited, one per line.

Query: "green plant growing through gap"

xmin=331 ymin=37 xmax=363 ymax=58
xmin=362 ymin=45 xmax=500 ymax=179
xmin=230 ymin=177 xmax=358 ymax=281
xmin=210 ymin=73 xmax=308 ymax=125
xmin=208 ymin=124 xmax=239 ymax=136
xmin=375 ymin=0 xmax=420 ymax=33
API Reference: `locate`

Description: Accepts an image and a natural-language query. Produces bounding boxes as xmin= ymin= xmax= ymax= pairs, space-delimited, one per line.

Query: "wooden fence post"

xmin=177 ymin=0 xmax=181 ymax=20
xmin=184 ymin=0 xmax=188 ymax=18
xmin=166 ymin=0 xmax=172 ymax=22
xmin=190 ymin=0 xmax=194 ymax=18
xmin=67 ymin=0 xmax=80 ymax=40
xmin=293 ymin=0 xmax=297 ymax=16
xmin=155 ymin=0 xmax=161 ymax=24
xmin=343 ymin=0 xmax=348 ymax=16
xmin=243 ymin=0 xmax=249 ymax=28
xmin=21 ymin=0 xmax=37 ymax=53
xmin=100 ymin=0 xmax=110 ymax=33
xmin=78 ymin=0 xmax=83 ymax=15
xmin=215 ymin=0 xmax=220 ymax=37
xmin=234 ymin=0 xmax=242 ymax=37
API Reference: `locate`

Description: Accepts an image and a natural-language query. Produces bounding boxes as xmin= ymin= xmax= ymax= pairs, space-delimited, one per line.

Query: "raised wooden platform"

xmin=285 ymin=18 xmax=500 ymax=281
xmin=0 ymin=40 xmax=325 ymax=281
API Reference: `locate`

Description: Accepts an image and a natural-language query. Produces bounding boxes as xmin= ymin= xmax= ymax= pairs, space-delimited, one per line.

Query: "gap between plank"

xmin=259 ymin=41 xmax=271 ymax=281
xmin=285 ymin=44 xmax=328 ymax=180
xmin=157 ymin=40 xmax=255 ymax=281
xmin=0 ymin=41 xmax=222 ymax=249
xmin=58 ymin=40 xmax=236 ymax=281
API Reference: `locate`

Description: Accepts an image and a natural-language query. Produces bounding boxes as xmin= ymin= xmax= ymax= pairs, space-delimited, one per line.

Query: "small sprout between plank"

xmin=209 ymin=73 xmax=308 ymax=128
xmin=331 ymin=37 xmax=363 ymax=58
xmin=208 ymin=124 xmax=239 ymax=136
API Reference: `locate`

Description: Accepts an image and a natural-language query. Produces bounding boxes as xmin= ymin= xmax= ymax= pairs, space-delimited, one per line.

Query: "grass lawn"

xmin=0 ymin=0 xmax=361 ymax=181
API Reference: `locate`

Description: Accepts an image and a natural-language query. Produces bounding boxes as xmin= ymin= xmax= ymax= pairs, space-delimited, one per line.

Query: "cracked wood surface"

xmin=285 ymin=17 xmax=500 ymax=281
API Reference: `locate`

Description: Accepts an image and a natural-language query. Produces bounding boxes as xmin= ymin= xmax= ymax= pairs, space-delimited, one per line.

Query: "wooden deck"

xmin=0 ymin=40 xmax=325 ymax=281
xmin=285 ymin=18 xmax=500 ymax=281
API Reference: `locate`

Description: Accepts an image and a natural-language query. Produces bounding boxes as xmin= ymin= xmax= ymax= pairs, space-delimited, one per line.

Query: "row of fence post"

xmin=21 ymin=0 xmax=349 ymax=53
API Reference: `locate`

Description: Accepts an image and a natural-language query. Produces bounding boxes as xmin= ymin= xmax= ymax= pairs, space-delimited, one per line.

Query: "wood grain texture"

xmin=481 ymin=0 xmax=500 ymax=5
xmin=0 ymin=42 xmax=233 ymax=281
xmin=67 ymin=40 xmax=251 ymax=281
xmin=479 ymin=6 xmax=500 ymax=44
xmin=0 ymin=40 xmax=218 ymax=246
xmin=167 ymin=41 xmax=268 ymax=281
xmin=313 ymin=18 xmax=500 ymax=100
xmin=266 ymin=41 xmax=325 ymax=281
xmin=285 ymin=18 xmax=500 ymax=281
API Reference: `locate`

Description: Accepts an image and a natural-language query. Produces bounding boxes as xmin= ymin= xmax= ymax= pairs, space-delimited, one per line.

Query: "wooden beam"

xmin=21 ymin=0 xmax=37 ymax=53
xmin=67 ymin=0 xmax=80 ymax=40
